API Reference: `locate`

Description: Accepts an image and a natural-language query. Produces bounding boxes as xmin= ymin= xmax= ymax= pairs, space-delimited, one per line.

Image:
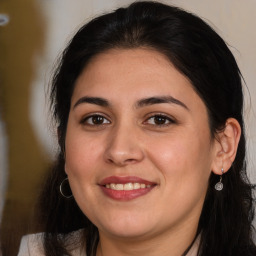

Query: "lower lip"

xmin=100 ymin=186 xmax=155 ymax=201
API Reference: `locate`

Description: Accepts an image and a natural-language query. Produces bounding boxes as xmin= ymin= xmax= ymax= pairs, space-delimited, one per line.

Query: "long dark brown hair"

xmin=37 ymin=2 xmax=256 ymax=255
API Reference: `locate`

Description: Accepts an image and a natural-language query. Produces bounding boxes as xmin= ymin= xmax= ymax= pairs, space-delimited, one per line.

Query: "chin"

xmin=101 ymin=225 xmax=153 ymax=239
xmin=95 ymin=214 xmax=157 ymax=239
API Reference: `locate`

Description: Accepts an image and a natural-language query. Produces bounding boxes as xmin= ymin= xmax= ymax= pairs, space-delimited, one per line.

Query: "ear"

xmin=211 ymin=118 xmax=241 ymax=175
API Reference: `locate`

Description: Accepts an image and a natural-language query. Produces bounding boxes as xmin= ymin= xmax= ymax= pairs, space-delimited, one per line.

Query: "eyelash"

xmin=144 ymin=114 xmax=175 ymax=127
xmin=81 ymin=114 xmax=110 ymax=126
xmin=80 ymin=113 xmax=175 ymax=128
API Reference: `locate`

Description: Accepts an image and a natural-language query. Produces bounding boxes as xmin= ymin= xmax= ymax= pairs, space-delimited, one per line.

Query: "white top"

xmin=17 ymin=230 xmax=85 ymax=256
xmin=18 ymin=233 xmax=45 ymax=256
xmin=17 ymin=231 xmax=199 ymax=256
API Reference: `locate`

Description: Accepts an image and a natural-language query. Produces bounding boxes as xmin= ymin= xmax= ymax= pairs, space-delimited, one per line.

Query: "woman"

xmin=18 ymin=1 xmax=256 ymax=255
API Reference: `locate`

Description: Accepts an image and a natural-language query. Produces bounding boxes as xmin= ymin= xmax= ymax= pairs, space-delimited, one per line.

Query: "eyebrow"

xmin=136 ymin=96 xmax=189 ymax=110
xmin=73 ymin=96 xmax=109 ymax=109
xmin=73 ymin=95 xmax=188 ymax=110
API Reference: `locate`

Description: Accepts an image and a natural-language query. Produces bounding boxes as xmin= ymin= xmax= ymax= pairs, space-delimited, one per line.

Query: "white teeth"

xmin=115 ymin=184 xmax=124 ymax=190
xmin=105 ymin=183 xmax=151 ymax=190
xmin=134 ymin=183 xmax=140 ymax=189
xmin=140 ymin=184 xmax=146 ymax=188
xmin=124 ymin=183 xmax=133 ymax=190
xmin=110 ymin=183 xmax=116 ymax=189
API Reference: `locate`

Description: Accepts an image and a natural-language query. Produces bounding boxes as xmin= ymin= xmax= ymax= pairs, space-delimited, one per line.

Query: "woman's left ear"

xmin=211 ymin=118 xmax=241 ymax=175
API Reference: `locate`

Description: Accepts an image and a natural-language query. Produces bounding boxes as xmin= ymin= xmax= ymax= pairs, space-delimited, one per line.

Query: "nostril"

xmin=106 ymin=157 xmax=138 ymax=166
xmin=125 ymin=158 xmax=137 ymax=163
xmin=107 ymin=158 xmax=114 ymax=164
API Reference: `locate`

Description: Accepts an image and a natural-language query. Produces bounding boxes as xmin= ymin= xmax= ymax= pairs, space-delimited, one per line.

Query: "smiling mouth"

xmin=105 ymin=183 xmax=152 ymax=190
xmin=99 ymin=176 xmax=156 ymax=200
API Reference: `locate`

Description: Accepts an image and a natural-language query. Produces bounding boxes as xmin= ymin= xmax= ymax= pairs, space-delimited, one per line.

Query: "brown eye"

xmin=83 ymin=115 xmax=110 ymax=126
xmin=153 ymin=116 xmax=168 ymax=125
xmin=146 ymin=115 xmax=174 ymax=126
xmin=92 ymin=115 xmax=104 ymax=125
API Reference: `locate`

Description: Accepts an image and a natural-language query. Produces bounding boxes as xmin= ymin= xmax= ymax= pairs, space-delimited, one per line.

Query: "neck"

xmin=96 ymin=218 xmax=199 ymax=256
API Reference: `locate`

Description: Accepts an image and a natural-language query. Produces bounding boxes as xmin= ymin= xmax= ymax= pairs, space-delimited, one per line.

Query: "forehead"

xmin=73 ymin=48 xmax=197 ymax=101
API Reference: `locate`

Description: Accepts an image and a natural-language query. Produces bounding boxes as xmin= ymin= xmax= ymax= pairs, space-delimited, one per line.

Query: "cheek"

xmin=64 ymin=132 xmax=103 ymax=210
xmin=140 ymin=131 xmax=212 ymax=227
xmin=146 ymin=130 xmax=212 ymax=186
xmin=64 ymin=129 xmax=102 ymax=178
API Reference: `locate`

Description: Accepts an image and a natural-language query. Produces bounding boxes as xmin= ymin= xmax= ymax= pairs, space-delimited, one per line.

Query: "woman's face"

xmin=65 ymin=48 xmax=218 ymax=239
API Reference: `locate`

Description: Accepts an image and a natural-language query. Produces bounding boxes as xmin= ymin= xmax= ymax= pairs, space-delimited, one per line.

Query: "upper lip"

xmin=99 ymin=176 xmax=156 ymax=186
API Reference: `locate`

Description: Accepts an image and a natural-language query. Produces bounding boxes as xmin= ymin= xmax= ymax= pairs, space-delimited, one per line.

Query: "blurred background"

xmin=0 ymin=0 xmax=255 ymax=255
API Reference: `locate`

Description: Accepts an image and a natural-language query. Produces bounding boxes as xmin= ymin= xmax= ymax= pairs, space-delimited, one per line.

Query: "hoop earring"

xmin=60 ymin=177 xmax=73 ymax=198
xmin=215 ymin=168 xmax=224 ymax=191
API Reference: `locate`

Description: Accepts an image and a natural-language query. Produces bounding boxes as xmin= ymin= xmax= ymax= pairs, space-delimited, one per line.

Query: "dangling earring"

xmin=60 ymin=177 xmax=73 ymax=198
xmin=215 ymin=168 xmax=224 ymax=191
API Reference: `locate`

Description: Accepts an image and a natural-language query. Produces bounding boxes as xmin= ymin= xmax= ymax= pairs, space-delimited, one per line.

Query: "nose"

xmin=104 ymin=123 xmax=145 ymax=166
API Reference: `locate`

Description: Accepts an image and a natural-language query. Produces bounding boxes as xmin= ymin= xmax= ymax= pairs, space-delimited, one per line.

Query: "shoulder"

xmin=17 ymin=233 xmax=44 ymax=256
xmin=17 ymin=229 xmax=86 ymax=256
xmin=186 ymin=234 xmax=200 ymax=256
